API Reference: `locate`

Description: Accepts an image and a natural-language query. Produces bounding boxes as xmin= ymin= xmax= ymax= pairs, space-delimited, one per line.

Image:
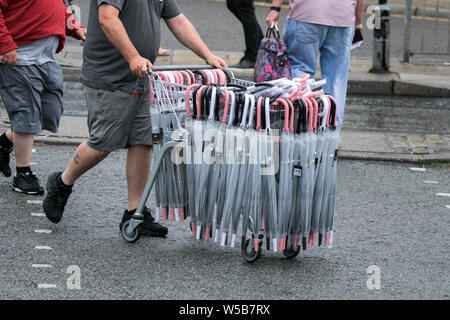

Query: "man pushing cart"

xmin=43 ymin=0 xmax=227 ymax=237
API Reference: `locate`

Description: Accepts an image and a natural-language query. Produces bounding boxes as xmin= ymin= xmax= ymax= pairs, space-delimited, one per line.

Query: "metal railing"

xmin=403 ymin=0 xmax=450 ymax=62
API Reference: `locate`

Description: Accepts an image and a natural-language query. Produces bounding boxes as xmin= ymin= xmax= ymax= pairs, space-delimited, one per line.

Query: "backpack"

xmin=253 ymin=26 xmax=291 ymax=83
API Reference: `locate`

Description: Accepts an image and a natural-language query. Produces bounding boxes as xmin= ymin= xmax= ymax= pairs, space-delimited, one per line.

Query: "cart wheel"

xmin=242 ymin=239 xmax=262 ymax=263
xmin=282 ymin=246 xmax=300 ymax=259
xmin=121 ymin=220 xmax=143 ymax=243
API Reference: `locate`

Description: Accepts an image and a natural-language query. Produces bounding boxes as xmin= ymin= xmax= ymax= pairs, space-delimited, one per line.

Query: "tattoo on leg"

xmin=73 ymin=152 xmax=80 ymax=165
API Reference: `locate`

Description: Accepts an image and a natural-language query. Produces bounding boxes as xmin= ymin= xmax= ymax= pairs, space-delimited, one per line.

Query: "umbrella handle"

xmin=286 ymin=99 xmax=295 ymax=132
xmin=327 ymin=95 xmax=338 ymax=129
xmin=275 ymin=98 xmax=290 ymax=132
xmin=256 ymin=96 xmax=263 ymax=131
xmin=303 ymin=97 xmax=314 ymax=131
xmin=227 ymin=91 xmax=236 ymax=126
xmin=221 ymin=90 xmax=231 ymax=124
xmin=185 ymin=84 xmax=199 ymax=118
xmin=247 ymin=94 xmax=256 ymax=129
xmin=196 ymin=86 xmax=207 ymax=120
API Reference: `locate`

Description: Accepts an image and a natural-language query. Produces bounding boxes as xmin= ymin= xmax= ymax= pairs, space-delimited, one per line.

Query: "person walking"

xmin=227 ymin=0 xmax=264 ymax=69
xmin=0 ymin=0 xmax=86 ymax=195
xmin=266 ymin=0 xmax=365 ymax=127
xmin=43 ymin=0 xmax=227 ymax=238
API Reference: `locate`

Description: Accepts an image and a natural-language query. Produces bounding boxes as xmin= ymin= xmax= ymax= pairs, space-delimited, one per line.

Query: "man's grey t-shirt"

xmin=81 ymin=0 xmax=181 ymax=93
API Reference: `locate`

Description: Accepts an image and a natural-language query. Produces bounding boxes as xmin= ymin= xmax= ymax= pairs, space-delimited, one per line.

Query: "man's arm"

xmin=164 ymin=14 xmax=227 ymax=69
xmin=355 ymin=0 xmax=365 ymax=30
xmin=266 ymin=0 xmax=283 ymax=26
xmin=0 ymin=0 xmax=18 ymax=65
xmin=98 ymin=4 xmax=152 ymax=77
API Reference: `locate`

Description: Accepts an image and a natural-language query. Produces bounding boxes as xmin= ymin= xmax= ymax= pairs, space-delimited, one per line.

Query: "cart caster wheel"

xmin=242 ymin=239 xmax=262 ymax=263
xmin=282 ymin=246 xmax=300 ymax=259
xmin=121 ymin=220 xmax=142 ymax=243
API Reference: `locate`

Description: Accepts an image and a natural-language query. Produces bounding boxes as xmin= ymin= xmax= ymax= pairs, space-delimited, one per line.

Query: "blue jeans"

xmin=283 ymin=19 xmax=354 ymax=128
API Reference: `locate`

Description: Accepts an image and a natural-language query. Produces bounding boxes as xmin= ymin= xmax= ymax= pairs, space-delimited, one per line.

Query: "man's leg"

xmin=283 ymin=20 xmax=321 ymax=79
xmin=228 ymin=0 xmax=263 ymax=67
xmin=0 ymin=130 xmax=14 ymax=177
xmin=43 ymin=141 xmax=110 ymax=223
xmin=11 ymin=131 xmax=33 ymax=167
xmin=126 ymin=145 xmax=152 ymax=211
xmin=61 ymin=141 xmax=110 ymax=186
xmin=319 ymin=26 xmax=354 ymax=128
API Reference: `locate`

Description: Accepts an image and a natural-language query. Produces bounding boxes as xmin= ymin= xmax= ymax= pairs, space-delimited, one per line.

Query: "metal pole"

xmin=372 ymin=0 xmax=391 ymax=72
xmin=403 ymin=0 xmax=412 ymax=63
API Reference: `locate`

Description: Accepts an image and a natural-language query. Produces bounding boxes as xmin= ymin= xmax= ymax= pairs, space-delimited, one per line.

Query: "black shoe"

xmin=43 ymin=172 xmax=72 ymax=224
xmin=12 ymin=171 xmax=44 ymax=195
xmin=229 ymin=57 xmax=256 ymax=69
xmin=0 ymin=147 xmax=12 ymax=177
xmin=120 ymin=207 xmax=168 ymax=237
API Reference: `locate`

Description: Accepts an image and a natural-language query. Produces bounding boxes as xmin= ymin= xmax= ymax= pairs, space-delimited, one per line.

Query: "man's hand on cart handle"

xmin=129 ymin=55 xmax=153 ymax=78
xmin=205 ymin=54 xmax=228 ymax=69
xmin=0 ymin=49 xmax=19 ymax=66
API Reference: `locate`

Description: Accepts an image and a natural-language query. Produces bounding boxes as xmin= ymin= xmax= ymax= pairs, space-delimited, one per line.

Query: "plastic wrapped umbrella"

xmin=191 ymin=85 xmax=208 ymax=236
xmin=257 ymin=97 xmax=278 ymax=251
xmin=290 ymin=97 xmax=309 ymax=249
xmin=324 ymin=95 xmax=339 ymax=246
xmin=310 ymin=94 xmax=330 ymax=246
xmin=220 ymin=93 xmax=251 ymax=246
xmin=193 ymin=86 xmax=217 ymax=238
xmin=232 ymin=94 xmax=257 ymax=248
xmin=184 ymin=84 xmax=200 ymax=233
xmin=275 ymin=98 xmax=293 ymax=252
xmin=203 ymin=89 xmax=231 ymax=240
xmin=214 ymin=90 xmax=237 ymax=242
xmin=317 ymin=94 xmax=336 ymax=246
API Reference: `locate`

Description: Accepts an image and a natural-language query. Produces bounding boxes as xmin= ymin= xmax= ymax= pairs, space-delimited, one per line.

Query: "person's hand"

xmin=266 ymin=10 xmax=280 ymax=26
xmin=205 ymin=54 xmax=228 ymax=69
xmin=129 ymin=55 xmax=153 ymax=77
xmin=0 ymin=49 xmax=19 ymax=66
xmin=76 ymin=27 xmax=87 ymax=45
xmin=355 ymin=23 xmax=363 ymax=31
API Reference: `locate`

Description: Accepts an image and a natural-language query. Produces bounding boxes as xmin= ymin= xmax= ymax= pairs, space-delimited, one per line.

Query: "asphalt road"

xmin=0 ymin=145 xmax=448 ymax=299
xmin=66 ymin=0 xmax=450 ymax=62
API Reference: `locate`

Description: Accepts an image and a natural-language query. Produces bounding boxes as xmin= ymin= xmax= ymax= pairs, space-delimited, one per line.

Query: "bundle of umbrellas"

xmin=149 ymin=67 xmax=340 ymax=262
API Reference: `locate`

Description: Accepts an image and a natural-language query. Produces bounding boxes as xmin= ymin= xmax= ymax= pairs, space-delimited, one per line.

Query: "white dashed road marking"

xmin=34 ymin=229 xmax=52 ymax=234
xmin=436 ymin=193 xmax=450 ymax=197
xmin=410 ymin=167 xmax=426 ymax=172
xmin=32 ymin=264 xmax=52 ymax=268
xmin=424 ymin=180 xmax=438 ymax=184
xmin=31 ymin=212 xmax=45 ymax=217
xmin=37 ymin=284 xmax=57 ymax=289
xmin=27 ymin=200 xmax=43 ymax=204
xmin=446 ymin=205 xmax=450 ymax=209
xmin=34 ymin=246 xmax=52 ymax=250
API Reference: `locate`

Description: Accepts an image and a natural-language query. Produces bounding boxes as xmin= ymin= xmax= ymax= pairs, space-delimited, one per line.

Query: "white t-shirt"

xmin=15 ymin=35 xmax=59 ymax=66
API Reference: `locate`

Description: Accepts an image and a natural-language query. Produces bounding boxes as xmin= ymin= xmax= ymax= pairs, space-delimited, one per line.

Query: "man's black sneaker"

xmin=120 ymin=207 xmax=168 ymax=237
xmin=229 ymin=57 xmax=256 ymax=69
xmin=0 ymin=147 xmax=12 ymax=177
xmin=12 ymin=171 xmax=44 ymax=195
xmin=43 ymin=172 xmax=72 ymax=224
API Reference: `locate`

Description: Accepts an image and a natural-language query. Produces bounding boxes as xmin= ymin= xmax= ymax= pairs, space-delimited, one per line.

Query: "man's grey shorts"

xmin=85 ymin=86 xmax=153 ymax=152
xmin=0 ymin=63 xmax=63 ymax=134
